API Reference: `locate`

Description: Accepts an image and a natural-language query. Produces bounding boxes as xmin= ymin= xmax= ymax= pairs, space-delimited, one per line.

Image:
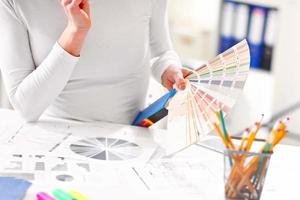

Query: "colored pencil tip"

xmin=259 ymin=114 xmax=264 ymax=123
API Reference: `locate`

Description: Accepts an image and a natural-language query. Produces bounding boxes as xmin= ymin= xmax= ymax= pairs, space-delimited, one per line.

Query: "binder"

xmin=248 ymin=7 xmax=267 ymax=69
xmin=262 ymin=9 xmax=278 ymax=71
xmin=233 ymin=4 xmax=250 ymax=44
xmin=219 ymin=2 xmax=236 ymax=53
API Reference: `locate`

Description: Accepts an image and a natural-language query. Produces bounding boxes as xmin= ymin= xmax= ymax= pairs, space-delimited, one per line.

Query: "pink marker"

xmin=37 ymin=192 xmax=56 ymax=200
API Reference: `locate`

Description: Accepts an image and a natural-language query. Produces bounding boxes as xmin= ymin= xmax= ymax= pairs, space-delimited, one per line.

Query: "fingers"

xmin=72 ymin=0 xmax=83 ymax=6
xmin=182 ymin=68 xmax=191 ymax=78
xmin=162 ymin=66 xmax=188 ymax=91
xmin=80 ymin=0 xmax=90 ymax=15
xmin=61 ymin=0 xmax=88 ymax=12
xmin=60 ymin=0 xmax=91 ymax=30
xmin=61 ymin=0 xmax=69 ymax=5
xmin=61 ymin=0 xmax=79 ymax=13
xmin=162 ymin=75 xmax=173 ymax=91
xmin=61 ymin=0 xmax=80 ymax=7
xmin=61 ymin=0 xmax=72 ymax=6
xmin=173 ymin=71 xmax=186 ymax=90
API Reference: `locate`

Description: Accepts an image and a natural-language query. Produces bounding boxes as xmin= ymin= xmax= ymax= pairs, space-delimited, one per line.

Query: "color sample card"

xmin=166 ymin=40 xmax=250 ymax=155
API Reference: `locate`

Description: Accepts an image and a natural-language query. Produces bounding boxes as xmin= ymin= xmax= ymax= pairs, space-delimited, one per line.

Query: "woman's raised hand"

xmin=58 ymin=0 xmax=91 ymax=57
xmin=61 ymin=0 xmax=91 ymax=31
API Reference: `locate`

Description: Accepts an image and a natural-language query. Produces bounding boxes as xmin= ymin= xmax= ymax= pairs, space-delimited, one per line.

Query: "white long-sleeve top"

xmin=0 ymin=0 xmax=181 ymax=124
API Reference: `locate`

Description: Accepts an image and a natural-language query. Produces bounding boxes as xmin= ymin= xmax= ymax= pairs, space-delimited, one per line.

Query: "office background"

xmin=167 ymin=0 xmax=300 ymax=145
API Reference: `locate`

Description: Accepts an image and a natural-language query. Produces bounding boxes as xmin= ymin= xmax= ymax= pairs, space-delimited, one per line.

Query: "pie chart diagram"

xmin=70 ymin=137 xmax=143 ymax=161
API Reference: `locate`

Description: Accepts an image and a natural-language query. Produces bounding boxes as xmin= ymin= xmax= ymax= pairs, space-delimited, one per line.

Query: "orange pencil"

xmin=239 ymin=128 xmax=250 ymax=151
xmin=244 ymin=115 xmax=264 ymax=152
xmin=213 ymin=122 xmax=230 ymax=149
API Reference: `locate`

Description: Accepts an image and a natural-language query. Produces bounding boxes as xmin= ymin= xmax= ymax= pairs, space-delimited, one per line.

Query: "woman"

xmin=0 ymin=0 xmax=187 ymax=124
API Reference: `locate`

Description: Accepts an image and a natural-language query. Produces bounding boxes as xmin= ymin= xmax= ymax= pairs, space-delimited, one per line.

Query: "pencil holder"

xmin=224 ymin=150 xmax=272 ymax=200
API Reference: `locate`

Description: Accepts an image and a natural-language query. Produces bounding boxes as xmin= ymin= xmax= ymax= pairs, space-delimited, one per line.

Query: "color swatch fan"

xmin=166 ymin=40 xmax=250 ymax=155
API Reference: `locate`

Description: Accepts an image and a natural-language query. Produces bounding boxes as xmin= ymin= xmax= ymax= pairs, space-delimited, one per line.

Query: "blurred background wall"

xmin=168 ymin=0 xmax=221 ymax=61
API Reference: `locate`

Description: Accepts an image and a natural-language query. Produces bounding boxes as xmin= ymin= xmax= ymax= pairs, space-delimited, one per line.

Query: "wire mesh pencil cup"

xmin=224 ymin=150 xmax=272 ymax=200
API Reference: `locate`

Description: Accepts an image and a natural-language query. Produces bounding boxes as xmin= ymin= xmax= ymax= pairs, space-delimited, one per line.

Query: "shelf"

xmin=226 ymin=0 xmax=281 ymax=9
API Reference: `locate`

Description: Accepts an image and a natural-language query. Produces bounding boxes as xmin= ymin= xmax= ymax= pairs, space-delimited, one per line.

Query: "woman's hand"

xmin=58 ymin=0 xmax=91 ymax=57
xmin=62 ymin=0 xmax=91 ymax=31
xmin=161 ymin=65 xmax=190 ymax=91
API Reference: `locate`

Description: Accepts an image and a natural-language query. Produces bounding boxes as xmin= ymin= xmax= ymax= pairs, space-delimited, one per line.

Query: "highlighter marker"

xmin=69 ymin=190 xmax=89 ymax=200
xmin=52 ymin=189 xmax=75 ymax=200
xmin=36 ymin=192 xmax=56 ymax=200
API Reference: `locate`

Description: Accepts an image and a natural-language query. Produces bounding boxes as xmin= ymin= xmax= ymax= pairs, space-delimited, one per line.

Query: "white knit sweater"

xmin=0 ymin=0 xmax=181 ymax=124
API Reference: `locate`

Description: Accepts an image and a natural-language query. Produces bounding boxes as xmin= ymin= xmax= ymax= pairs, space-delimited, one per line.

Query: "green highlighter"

xmin=52 ymin=189 xmax=75 ymax=200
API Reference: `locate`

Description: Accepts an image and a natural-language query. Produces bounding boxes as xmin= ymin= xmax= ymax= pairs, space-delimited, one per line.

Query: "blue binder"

xmin=262 ymin=9 xmax=278 ymax=71
xmin=233 ymin=3 xmax=250 ymax=45
xmin=219 ymin=1 xmax=236 ymax=53
xmin=248 ymin=7 xmax=268 ymax=69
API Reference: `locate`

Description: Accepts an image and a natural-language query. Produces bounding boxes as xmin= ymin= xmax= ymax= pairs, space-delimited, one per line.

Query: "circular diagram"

xmin=70 ymin=137 xmax=142 ymax=161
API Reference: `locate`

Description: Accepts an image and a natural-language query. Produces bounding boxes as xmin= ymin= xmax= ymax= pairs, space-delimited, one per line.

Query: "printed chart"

xmin=70 ymin=137 xmax=143 ymax=161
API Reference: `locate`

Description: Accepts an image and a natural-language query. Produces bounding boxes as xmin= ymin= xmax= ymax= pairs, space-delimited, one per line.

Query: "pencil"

xmin=244 ymin=115 xmax=264 ymax=152
xmin=213 ymin=122 xmax=230 ymax=149
xmin=238 ymin=128 xmax=250 ymax=151
xmin=219 ymin=110 xmax=235 ymax=150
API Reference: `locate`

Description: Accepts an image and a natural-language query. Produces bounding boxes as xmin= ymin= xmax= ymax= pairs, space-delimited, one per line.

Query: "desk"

xmin=0 ymin=109 xmax=299 ymax=200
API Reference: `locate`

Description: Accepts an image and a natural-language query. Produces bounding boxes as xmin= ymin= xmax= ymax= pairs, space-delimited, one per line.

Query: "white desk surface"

xmin=0 ymin=109 xmax=299 ymax=200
